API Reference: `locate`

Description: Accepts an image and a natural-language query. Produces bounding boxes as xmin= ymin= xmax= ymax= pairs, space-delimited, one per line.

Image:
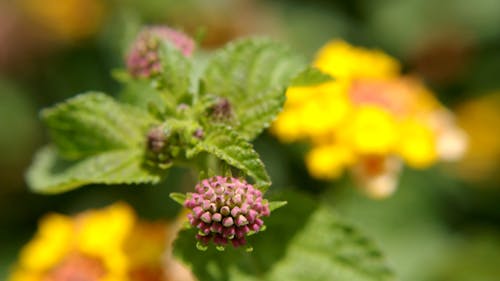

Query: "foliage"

xmin=27 ymin=37 xmax=309 ymax=193
xmin=2 ymin=0 xmax=500 ymax=280
xmin=24 ymin=29 xmax=397 ymax=281
xmin=27 ymin=146 xmax=162 ymax=194
xmin=201 ymin=38 xmax=306 ymax=140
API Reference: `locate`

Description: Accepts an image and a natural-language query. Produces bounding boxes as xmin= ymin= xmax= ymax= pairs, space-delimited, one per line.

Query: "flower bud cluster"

xmin=209 ymin=98 xmax=234 ymax=122
xmin=126 ymin=26 xmax=195 ymax=78
xmin=184 ymin=176 xmax=270 ymax=248
xmin=147 ymin=127 xmax=166 ymax=153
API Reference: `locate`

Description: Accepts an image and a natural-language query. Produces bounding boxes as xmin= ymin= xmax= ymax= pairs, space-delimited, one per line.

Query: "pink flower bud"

xmin=236 ymin=215 xmax=248 ymax=227
xmin=222 ymin=217 xmax=234 ymax=227
xmin=220 ymin=206 xmax=230 ymax=216
xmin=126 ymin=26 xmax=195 ymax=78
xmin=212 ymin=213 xmax=222 ymax=222
xmin=184 ymin=176 xmax=270 ymax=248
xmin=200 ymin=211 xmax=212 ymax=223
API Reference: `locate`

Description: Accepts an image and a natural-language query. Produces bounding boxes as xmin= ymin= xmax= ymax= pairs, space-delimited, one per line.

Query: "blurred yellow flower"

xmin=20 ymin=0 xmax=106 ymax=42
xmin=314 ymin=40 xmax=400 ymax=80
xmin=8 ymin=203 xmax=175 ymax=281
xmin=271 ymin=40 xmax=467 ymax=198
xmin=454 ymin=93 xmax=500 ymax=183
xmin=306 ymin=144 xmax=355 ymax=179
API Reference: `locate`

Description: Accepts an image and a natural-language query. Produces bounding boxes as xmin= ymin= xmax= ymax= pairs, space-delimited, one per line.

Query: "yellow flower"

xmin=18 ymin=214 xmax=72 ymax=273
xmin=76 ymin=203 xmax=134 ymax=279
xmin=397 ymin=118 xmax=438 ymax=168
xmin=306 ymin=144 xmax=355 ymax=179
xmin=20 ymin=0 xmax=106 ymax=41
xmin=272 ymin=40 xmax=466 ymax=198
xmin=454 ymin=93 xmax=500 ymax=182
xmin=340 ymin=106 xmax=398 ymax=155
xmin=271 ymin=81 xmax=350 ymax=142
xmin=314 ymin=40 xmax=400 ymax=80
xmin=8 ymin=203 xmax=173 ymax=281
xmin=125 ymin=222 xmax=169 ymax=272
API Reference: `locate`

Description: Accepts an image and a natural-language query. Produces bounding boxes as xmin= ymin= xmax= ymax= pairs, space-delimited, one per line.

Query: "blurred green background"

xmin=1 ymin=0 xmax=500 ymax=280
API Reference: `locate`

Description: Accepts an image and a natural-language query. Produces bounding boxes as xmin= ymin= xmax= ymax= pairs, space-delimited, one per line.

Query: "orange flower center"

xmin=350 ymin=79 xmax=413 ymax=116
xmin=43 ymin=253 xmax=105 ymax=281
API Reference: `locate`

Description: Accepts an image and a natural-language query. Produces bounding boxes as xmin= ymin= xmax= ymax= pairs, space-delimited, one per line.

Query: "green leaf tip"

xmin=169 ymin=192 xmax=187 ymax=206
xmin=268 ymin=201 xmax=287 ymax=212
xmin=196 ymin=241 xmax=208 ymax=251
xmin=290 ymin=67 xmax=334 ymax=87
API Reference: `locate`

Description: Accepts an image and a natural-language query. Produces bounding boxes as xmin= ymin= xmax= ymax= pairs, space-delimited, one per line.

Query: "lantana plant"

xmin=25 ymin=26 xmax=396 ymax=281
xmin=27 ymin=25 xmax=306 ymax=248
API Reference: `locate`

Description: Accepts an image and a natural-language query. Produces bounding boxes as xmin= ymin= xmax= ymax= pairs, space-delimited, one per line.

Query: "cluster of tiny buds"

xmin=147 ymin=127 xmax=166 ymax=153
xmin=209 ymin=98 xmax=234 ymax=122
xmin=184 ymin=176 xmax=270 ymax=249
xmin=126 ymin=26 xmax=195 ymax=78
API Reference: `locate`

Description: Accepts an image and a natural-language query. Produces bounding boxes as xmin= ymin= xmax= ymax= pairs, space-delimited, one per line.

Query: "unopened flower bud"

xmin=236 ymin=215 xmax=248 ymax=226
xmin=222 ymin=217 xmax=234 ymax=227
xmin=147 ymin=127 xmax=166 ymax=153
xmin=209 ymin=98 xmax=234 ymax=122
xmin=200 ymin=212 xmax=212 ymax=223
xmin=126 ymin=26 xmax=195 ymax=78
xmin=184 ymin=176 xmax=270 ymax=248
xmin=193 ymin=128 xmax=204 ymax=139
xmin=220 ymin=206 xmax=230 ymax=216
xmin=212 ymin=213 xmax=222 ymax=222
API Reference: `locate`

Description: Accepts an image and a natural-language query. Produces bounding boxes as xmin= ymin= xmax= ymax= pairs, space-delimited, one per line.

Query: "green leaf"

xmin=202 ymin=38 xmax=306 ymax=140
xmin=42 ymin=92 xmax=158 ymax=159
xmin=174 ymin=191 xmax=394 ymax=281
xmin=328 ymin=170 xmax=460 ymax=281
xmin=290 ymin=67 xmax=334 ymax=87
xmin=268 ymin=201 xmax=287 ymax=212
xmin=157 ymin=41 xmax=193 ymax=102
xmin=170 ymin=192 xmax=187 ymax=206
xmin=188 ymin=125 xmax=271 ymax=190
xmin=118 ymin=78 xmax=168 ymax=114
xmin=26 ymin=146 xmax=162 ymax=194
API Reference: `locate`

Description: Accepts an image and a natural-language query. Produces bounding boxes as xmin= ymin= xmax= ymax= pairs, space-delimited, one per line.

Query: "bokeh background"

xmin=1 ymin=0 xmax=500 ymax=280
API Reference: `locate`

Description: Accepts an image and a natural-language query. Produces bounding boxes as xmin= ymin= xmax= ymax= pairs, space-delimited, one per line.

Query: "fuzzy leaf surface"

xmin=42 ymin=92 xmax=157 ymax=159
xmin=290 ymin=67 xmax=334 ymax=87
xmin=27 ymin=146 xmax=162 ymax=194
xmin=157 ymin=41 xmax=193 ymax=102
xmin=174 ymin=191 xmax=394 ymax=281
xmin=202 ymin=38 xmax=306 ymax=140
xmin=188 ymin=125 xmax=270 ymax=190
xmin=119 ymin=78 xmax=167 ymax=114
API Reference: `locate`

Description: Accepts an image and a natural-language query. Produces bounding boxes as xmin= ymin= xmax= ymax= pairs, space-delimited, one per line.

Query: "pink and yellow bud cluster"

xmin=184 ymin=176 xmax=270 ymax=248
